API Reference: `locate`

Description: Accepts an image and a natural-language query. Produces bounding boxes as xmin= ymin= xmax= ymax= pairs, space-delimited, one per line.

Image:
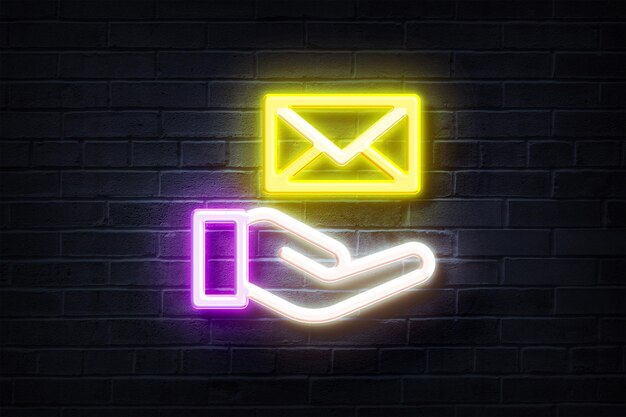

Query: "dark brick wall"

xmin=1 ymin=0 xmax=625 ymax=415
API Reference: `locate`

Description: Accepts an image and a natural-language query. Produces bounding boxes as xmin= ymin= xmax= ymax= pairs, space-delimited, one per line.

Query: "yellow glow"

xmin=263 ymin=94 xmax=422 ymax=196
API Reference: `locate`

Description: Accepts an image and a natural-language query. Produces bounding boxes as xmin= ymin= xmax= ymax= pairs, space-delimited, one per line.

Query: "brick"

xmin=310 ymin=320 xmax=406 ymax=346
xmin=404 ymin=377 xmax=499 ymax=403
xmin=459 ymin=289 xmax=553 ymax=315
xmin=0 ymin=232 xmax=59 ymax=257
xmin=475 ymin=348 xmax=519 ymax=374
xmin=258 ymin=53 xmax=352 ymax=79
xmin=0 ymin=290 xmax=62 ymax=316
xmin=409 ymin=82 xmax=502 ymax=109
xmin=212 ymin=320 xmax=307 ymax=345
xmin=162 ymin=111 xmax=257 ymax=137
xmin=602 ymin=24 xmax=626 ymax=49
xmin=110 ymin=23 xmax=206 ymax=48
xmin=599 ymin=259 xmax=625 ymax=283
xmin=555 ymin=171 xmax=626 ymax=198
xmin=555 ymin=54 xmax=626 ymax=78
xmin=379 ymin=348 xmax=426 ymax=374
xmin=305 ymin=202 xmax=405 ymax=228
xmin=159 ymin=0 xmax=255 ymax=18
xmin=111 ymin=82 xmax=207 ymax=108
xmin=311 ymin=378 xmax=400 ymax=405
xmin=65 ymin=290 xmax=160 ymax=315
xmin=109 ymin=320 xmax=210 ymax=345
xmin=577 ymin=141 xmax=622 ymax=166
xmin=457 ymin=405 xmax=553 ymax=417
xmin=110 ymin=261 xmax=187 ymax=287
xmin=505 ymin=83 xmax=598 ymax=108
xmin=359 ymin=230 xmax=453 ymax=257
xmin=523 ymin=348 xmax=569 ymax=373
xmin=10 ymin=23 xmax=106 ymax=47
xmin=503 ymin=377 xmax=626 ymax=403
xmin=0 ymin=0 xmax=57 ymax=18
xmin=436 ymin=260 xmax=499 ymax=286
xmin=433 ymin=142 xmax=479 ymax=168
xmin=11 ymin=202 xmax=105 ymax=228
xmin=0 ymin=172 xmax=58 ymax=197
xmin=62 ymin=232 xmax=156 ymax=257
xmin=428 ymin=348 xmax=473 ymax=373
xmin=600 ymin=318 xmax=626 ymax=343
xmin=0 ymin=350 xmax=37 ymax=375
xmin=276 ymin=349 xmax=330 ymax=374
xmin=109 ymin=202 xmax=198 ymax=228
xmin=232 ymin=348 xmax=275 ymax=374
xmin=11 ymin=262 xmax=107 ymax=287
xmin=132 ymin=141 xmax=178 ymax=167
xmin=355 ymin=53 xmax=450 ymax=79
xmin=409 ymin=319 xmax=499 ymax=345
xmin=229 ymin=141 xmax=260 ymax=167
xmin=60 ymin=53 xmax=155 ymax=78
xmin=333 ymin=349 xmax=377 ymax=374
xmin=458 ymin=111 xmax=551 ymax=138
xmin=481 ymin=142 xmax=526 ymax=168
xmin=0 ymin=319 xmax=108 ymax=345
xmin=458 ymin=230 xmax=550 ymax=256
xmin=181 ymin=142 xmax=227 ymax=166
xmin=32 ymin=142 xmax=81 ymax=167
xmin=555 ymin=0 xmax=626 ymax=18
xmin=65 ymin=112 xmax=158 ymax=138
xmin=209 ymin=23 xmax=303 ymax=48
xmin=407 ymin=23 xmax=500 ymax=49
xmin=504 ymin=24 xmax=599 ymax=49
xmin=158 ymin=52 xmax=254 ymax=78
xmin=0 ymin=112 xmax=60 ymax=138
xmin=601 ymin=83 xmax=626 ymax=107
xmin=607 ymin=201 xmax=626 ymax=226
xmin=0 ymin=53 xmax=57 ymax=79
xmin=84 ymin=142 xmax=128 ymax=167
xmin=456 ymin=172 xmax=551 ymax=197
xmin=571 ymin=347 xmax=623 ymax=374
xmin=555 ymin=229 xmax=625 ymax=255
xmin=505 ymin=259 xmax=596 ymax=285
xmin=9 ymin=82 xmax=108 ymax=108
xmin=38 ymin=350 xmax=82 ymax=375
xmin=136 ymin=349 xmax=179 ymax=374
xmin=160 ymin=172 xmax=256 ymax=198
xmin=457 ymin=0 xmax=552 ymax=18
xmin=502 ymin=318 xmax=596 ymax=344
xmin=557 ymin=289 xmax=626 ymax=315
xmin=210 ymin=81 xmax=303 ymax=108
xmin=529 ymin=142 xmax=574 ymax=167
xmin=83 ymin=349 xmax=134 ymax=375
xmin=455 ymin=54 xmax=551 ymax=78
xmin=308 ymin=23 xmax=403 ymax=49
xmin=257 ymin=0 xmax=354 ymax=18
xmin=14 ymin=379 xmax=110 ymax=405
xmin=509 ymin=201 xmax=602 ymax=227
xmin=557 ymin=405 xmax=626 ymax=417
xmin=0 ymin=142 xmax=29 ymax=167
xmin=62 ymin=172 xmax=158 ymax=197
xmin=181 ymin=348 xmax=229 ymax=374
xmin=61 ymin=0 xmax=154 ymax=19
xmin=112 ymin=379 xmax=212 ymax=405
xmin=158 ymin=231 xmax=189 ymax=258
xmin=555 ymin=111 xmax=626 ymax=137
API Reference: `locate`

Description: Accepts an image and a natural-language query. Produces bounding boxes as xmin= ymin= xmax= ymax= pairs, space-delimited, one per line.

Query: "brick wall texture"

xmin=1 ymin=0 xmax=625 ymax=415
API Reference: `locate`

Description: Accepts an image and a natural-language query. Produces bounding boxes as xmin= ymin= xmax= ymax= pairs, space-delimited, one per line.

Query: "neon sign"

xmin=192 ymin=208 xmax=436 ymax=324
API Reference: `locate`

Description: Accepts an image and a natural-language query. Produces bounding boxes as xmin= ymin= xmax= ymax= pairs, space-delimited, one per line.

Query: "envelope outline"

xmin=263 ymin=94 xmax=421 ymax=195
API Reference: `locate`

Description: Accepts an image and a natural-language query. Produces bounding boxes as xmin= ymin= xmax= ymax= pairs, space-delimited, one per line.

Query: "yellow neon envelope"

xmin=263 ymin=94 xmax=421 ymax=196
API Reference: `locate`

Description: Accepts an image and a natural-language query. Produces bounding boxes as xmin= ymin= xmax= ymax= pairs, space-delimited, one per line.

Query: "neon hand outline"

xmin=192 ymin=208 xmax=436 ymax=324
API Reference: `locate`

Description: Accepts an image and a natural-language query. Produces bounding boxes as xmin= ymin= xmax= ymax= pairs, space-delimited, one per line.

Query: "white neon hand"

xmin=245 ymin=207 xmax=436 ymax=324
